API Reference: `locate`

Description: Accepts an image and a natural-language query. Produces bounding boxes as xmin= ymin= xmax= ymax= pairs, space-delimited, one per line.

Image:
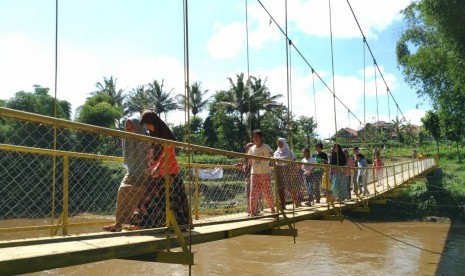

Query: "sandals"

xmin=103 ymin=224 xmax=122 ymax=232
xmin=124 ymin=224 xmax=142 ymax=231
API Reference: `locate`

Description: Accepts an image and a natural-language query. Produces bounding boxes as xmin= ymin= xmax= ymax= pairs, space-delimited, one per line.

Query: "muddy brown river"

xmin=23 ymin=220 xmax=464 ymax=276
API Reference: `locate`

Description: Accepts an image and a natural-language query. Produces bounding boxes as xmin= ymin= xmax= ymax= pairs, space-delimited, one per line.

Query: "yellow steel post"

xmin=407 ymin=162 xmax=411 ymax=180
xmin=62 ymin=155 xmax=69 ymax=236
xmin=163 ymin=143 xmax=171 ymax=251
xmin=384 ymin=165 xmax=388 ymax=189
xmin=194 ymin=167 xmax=199 ymax=220
xmin=272 ymin=162 xmax=281 ymax=218
xmin=324 ymin=166 xmax=332 ymax=209
xmin=400 ymin=163 xmax=404 ymax=185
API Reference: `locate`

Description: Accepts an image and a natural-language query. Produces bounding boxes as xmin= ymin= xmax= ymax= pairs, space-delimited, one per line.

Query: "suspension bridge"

xmin=0 ymin=1 xmax=435 ymax=275
xmin=0 ymin=107 xmax=437 ymax=275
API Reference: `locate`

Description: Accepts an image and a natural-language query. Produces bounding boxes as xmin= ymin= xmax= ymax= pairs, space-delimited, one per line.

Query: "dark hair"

xmin=140 ymin=110 xmax=176 ymax=141
xmin=353 ymin=146 xmax=359 ymax=150
xmin=356 ymin=153 xmax=364 ymax=159
xmin=303 ymin=146 xmax=310 ymax=152
xmin=252 ymin=129 xmax=263 ymax=137
xmin=316 ymin=142 xmax=323 ymax=149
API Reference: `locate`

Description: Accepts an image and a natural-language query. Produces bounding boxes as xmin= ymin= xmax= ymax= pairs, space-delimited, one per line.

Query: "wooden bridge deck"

xmin=0 ymin=159 xmax=437 ymax=276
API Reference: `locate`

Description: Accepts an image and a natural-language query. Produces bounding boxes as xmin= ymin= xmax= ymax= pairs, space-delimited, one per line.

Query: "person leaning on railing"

xmin=128 ymin=110 xmax=191 ymax=230
xmin=103 ymin=117 xmax=149 ymax=232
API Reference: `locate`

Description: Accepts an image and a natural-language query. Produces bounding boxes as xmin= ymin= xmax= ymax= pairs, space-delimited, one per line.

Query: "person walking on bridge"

xmin=274 ymin=137 xmax=301 ymax=209
xmin=247 ymin=129 xmax=275 ymax=216
xmin=311 ymin=142 xmax=328 ymax=204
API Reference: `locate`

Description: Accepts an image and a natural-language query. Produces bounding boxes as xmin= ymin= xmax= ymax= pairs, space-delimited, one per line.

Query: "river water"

xmin=26 ymin=220 xmax=464 ymax=276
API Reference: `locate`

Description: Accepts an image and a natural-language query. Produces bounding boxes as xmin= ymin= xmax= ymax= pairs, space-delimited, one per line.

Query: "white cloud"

xmin=207 ymin=22 xmax=245 ymax=59
xmin=0 ymin=33 xmax=55 ymax=99
xmin=246 ymin=61 xmax=411 ymax=138
xmin=0 ymin=33 xmax=187 ymax=119
xmin=247 ymin=0 xmax=410 ymax=42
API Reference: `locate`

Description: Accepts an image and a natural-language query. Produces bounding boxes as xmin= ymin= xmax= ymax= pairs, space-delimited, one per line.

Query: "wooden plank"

xmin=0 ymin=161 xmax=438 ymax=275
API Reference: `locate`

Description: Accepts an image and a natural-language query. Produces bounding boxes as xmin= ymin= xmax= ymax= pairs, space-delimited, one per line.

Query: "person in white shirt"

xmin=301 ymin=147 xmax=317 ymax=206
xmin=247 ymin=129 xmax=276 ymax=216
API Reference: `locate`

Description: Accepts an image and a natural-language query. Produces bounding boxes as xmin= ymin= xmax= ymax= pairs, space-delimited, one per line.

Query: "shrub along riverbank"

xmin=354 ymin=144 xmax=465 ymax=222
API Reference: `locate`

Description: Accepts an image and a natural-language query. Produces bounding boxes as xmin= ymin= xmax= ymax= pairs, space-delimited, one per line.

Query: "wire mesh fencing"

xmin=0 ymin=108 xmax=437 ymax=240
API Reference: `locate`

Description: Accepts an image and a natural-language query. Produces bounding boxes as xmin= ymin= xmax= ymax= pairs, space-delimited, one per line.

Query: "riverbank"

xmin=349 ymin=156 xmax=465 ymax=223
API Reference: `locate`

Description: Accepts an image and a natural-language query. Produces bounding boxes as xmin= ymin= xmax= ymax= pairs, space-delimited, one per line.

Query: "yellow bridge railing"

xmin=0 ymin=107 xmax=437 ymax=242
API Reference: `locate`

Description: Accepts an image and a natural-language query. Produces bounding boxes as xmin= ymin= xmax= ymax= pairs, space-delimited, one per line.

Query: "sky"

xmin=0 ymin=0 xmax=428 ymax=139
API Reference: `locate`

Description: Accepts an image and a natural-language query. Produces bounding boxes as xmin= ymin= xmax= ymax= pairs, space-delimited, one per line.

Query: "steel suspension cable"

xmin=182 ymin=0 xmax=193 ymax=273
xmin=255 ymin=0 xmax=363 ymax=127
xmin=245 ymin=0 xmax=252 ymax=140
xmin=284 ymin=0 xmax=296 ymax=244
xmin=51 ymin=0 xmax=59 ymax=235
xmin=346 ymin=0 xmax=407 ymax=124
xmin=387 ymin=87 xmax=391 ymax=123
xmin=363 ymin=37 xmax=366 ymax=125
xmin=329 ymin=0 xmax=338 ymax=142
xmin=374 ymin=60 xmax=379 ymax=123
xmin=312 ymin=69 xmax=317 ymax=125
xmin=285 ymin=0 xmax=292 ymax=148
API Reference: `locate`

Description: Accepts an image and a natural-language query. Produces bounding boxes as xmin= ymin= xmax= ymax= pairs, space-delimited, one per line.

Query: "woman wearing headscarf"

xmin=273 ymin=137 xmax=302 ymax=209
xmin=130 ymin=110 xmax=190 ymax=229
xmin=103 ymin=117 xmax=149 ymax=232
xmin=330 ymin=143 xmax=348 ymax=201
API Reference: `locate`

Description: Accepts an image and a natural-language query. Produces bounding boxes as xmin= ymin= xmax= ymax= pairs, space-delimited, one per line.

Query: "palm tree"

xmin=390 ymin=116 xmax=402 ymax=142
xmin=248 ymin=76 xmax=283 ymax=129
xmin=217 ymin=73 xmax=250 ymax=127
xmin=125 ymin=85 xmax=149 ymax=115
xmin=92 ymin=76 xmax=125 ymax=108
xmin=146 ymin=79 xmax=178 ymax=120
xmin=177 ymin=81 xmax=210 ymax=117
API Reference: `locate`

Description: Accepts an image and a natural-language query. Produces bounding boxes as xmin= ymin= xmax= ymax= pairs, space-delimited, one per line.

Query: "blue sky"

xmin=0 ymin=0 xmax=427 ymax=138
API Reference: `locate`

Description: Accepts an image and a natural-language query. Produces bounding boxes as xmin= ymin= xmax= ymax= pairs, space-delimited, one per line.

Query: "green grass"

xmin=348 ymin=142 xmax=465 ymax=222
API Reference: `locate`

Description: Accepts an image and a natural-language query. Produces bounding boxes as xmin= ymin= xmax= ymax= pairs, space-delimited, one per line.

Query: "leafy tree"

xmin=259 ymin=105 xmax=290 ymax=146
xmin=7 ymin=86 xmax=71 ymax=119
xmin=75 ymin=94 xmax=123 ymax=154
xmin=76 ymin=94 xmax=123 ymax=128
xmin=396 ymin=1 xmax=465 ymax=157
xmin=421 ymin=110 xmax=441 ymax=157
xmin=390 ymin=116 xmax=403 ymax=144
xmin=3 ymin=86 xmax=72 ymax=149
xmin=92 ymin=76 xmax=125 ymax=109
xmin=203 ymin=116 xmax=218 ymax=147
xmin=215 ymin=73 xmax=251 ymax=144
xmin=207 ymin=91 xmax=243 ymax=151
xmin=297 ymin=116 xmax=318 ymax=146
